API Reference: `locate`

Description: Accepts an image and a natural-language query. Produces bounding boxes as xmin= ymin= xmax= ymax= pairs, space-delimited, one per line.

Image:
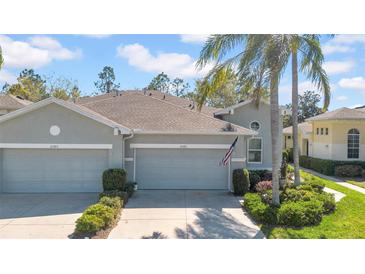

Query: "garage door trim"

xmin=130 ymin=143 xmax=233 ymax=191
xmin=0 ymin=143 xmax=112 ymax=149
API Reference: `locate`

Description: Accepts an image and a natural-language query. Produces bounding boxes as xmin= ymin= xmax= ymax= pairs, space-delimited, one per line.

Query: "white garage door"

xmin=2 ymin=149 xmax=108 ymax=193
xmin=135 ymin=148 xmax=228 ymax=190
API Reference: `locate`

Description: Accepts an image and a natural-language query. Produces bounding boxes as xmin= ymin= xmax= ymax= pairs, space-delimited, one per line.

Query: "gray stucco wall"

xmin=219 ymin=102 xmax=273 ymax=170
xmin=124 ymin=134 xmax=247 ymax=182
xmin=0 ymin=103 xmax=123 ymax=169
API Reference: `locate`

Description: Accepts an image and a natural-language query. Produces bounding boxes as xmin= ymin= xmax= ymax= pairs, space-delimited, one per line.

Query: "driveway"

xmin=108 ymin=190 xmax=265 ymax=239
xmin=0 ymin=193 xmax=98 ymax=239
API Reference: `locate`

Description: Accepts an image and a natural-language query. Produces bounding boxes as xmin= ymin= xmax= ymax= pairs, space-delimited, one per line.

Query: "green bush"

xmin=99 ymin=196 xmax=122 ymax=211
xmin=282 ymin=150 xmax=289 ymax=163
xmin=280 ymin=188 xmax=316 ymax=202
xmin=75 ymin=214 xmax=105 ymax=234
xmin=317 ymin=192 xmax=336 ymax=214
xmin=299 ymin=156 xmax=365 ymax=176
xmin=84 ymin=204 xmax=115 ymax=227
xmin=248 ymin=170 xmax=271 ymax=191
xmin=255 ymin=180 xmax=272 ymax=193
xmin=304 ymin=180 xmax=325 ymax=193
xmin=335 ymin=165 xmax=362 ymax=177
xmin=287 ymin=165 xmax=294 ymax=174
xmin=232 ymin=169 xmax=250 ymax=196
xmin=248 ymin=172 xmax=261 ymax=191
xmin=124 ymin=182 xmax=136 ymax=198
xmin=287 ymin=148 xmax=293 ymax=163
xmin=102 ymin=169 xmax=127 ymax=191
xmin=277 ymin=200 xmax=323 ymax=227
xmin=243 ymin=193 xmax=278 ymax=225
xmin=99 ymin=190 xmax=128 ymax=205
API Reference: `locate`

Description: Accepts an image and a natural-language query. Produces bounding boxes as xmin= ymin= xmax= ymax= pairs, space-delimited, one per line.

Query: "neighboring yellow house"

xmin=283 ymin=106 xmax=365 ymax=161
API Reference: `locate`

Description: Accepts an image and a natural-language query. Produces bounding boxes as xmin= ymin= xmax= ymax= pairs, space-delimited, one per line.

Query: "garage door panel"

xmin=2 ymin=149 xmax=108 ymax=193
xmin=136 ymin=149 xmax=227 ymax=190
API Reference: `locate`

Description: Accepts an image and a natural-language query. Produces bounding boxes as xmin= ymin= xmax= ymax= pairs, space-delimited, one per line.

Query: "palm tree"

xmin=197 ymin=34 xmax=330 ymax=204
xmin=0 ymin=46 xmax=3 ymax=69
xmin=287 ymin=35 xmax=330 ymax=186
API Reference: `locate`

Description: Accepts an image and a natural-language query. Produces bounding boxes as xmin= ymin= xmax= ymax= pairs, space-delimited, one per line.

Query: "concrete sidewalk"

xmin=108 ymin=190 xmax=265 ymax=239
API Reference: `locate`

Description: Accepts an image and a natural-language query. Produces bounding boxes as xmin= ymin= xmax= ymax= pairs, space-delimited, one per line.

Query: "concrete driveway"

xmin=108 ymin=190 xmax=264 ymax=239
xmin=0 ymin=193 xmax=98 ymax=239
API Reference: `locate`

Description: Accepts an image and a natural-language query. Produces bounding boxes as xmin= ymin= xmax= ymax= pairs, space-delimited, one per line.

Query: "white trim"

xmin=130 ymin=143 xmax=231 ymax=149
xmin=247 ymin=137 xmax=263 ymax=164
xmin=0 ymin=97 xmax=131 ymax=134
xmin=133 ymin=130 xmax=256 ymax=136
xmin=0 ymin=143 xmax=112 ymax=149
xmin=125 ymin=157 xmax=134 ymax=162
xmin=133 ymin=148 xmax=136 ymax=182
xmin=214 ymin=99 xmax=270 ymax=116
xmin=231 ymin=158 xmax=246 ymax=162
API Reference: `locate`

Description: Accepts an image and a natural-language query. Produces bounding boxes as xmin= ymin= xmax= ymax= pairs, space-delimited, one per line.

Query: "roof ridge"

xmin=140 ymin=92 xmax=254 ymax=133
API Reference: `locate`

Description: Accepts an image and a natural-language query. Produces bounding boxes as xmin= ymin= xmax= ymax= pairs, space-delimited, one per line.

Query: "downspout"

xmin=122 ymin=129 xmax=134 ymax=169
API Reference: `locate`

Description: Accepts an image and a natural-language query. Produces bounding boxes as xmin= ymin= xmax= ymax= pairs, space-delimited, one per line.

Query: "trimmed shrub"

xmin=304 ymin=180 xmax=325 ymax=193
xmin=232 ymin=169 xmax=250 ymax=195
xmin=99 ymin=196 xmax=122 ymax=211
xmin=243 ymin=193 xmax=277 ymax=225
xmin=75 ymin=214 xmax=105 ymax=234
xmin=124 ymin=182 xmax=136 ymax=198
xmin=280 ymin=188 xmax=316 ymax=202
xmin=249 ymin=172 xmax=261 ymax=191
xmin=248 ymin=169 xmax=272 ymax=191
xmin=335 ymin=165 xmax=362 ymax=177
xmin=255 ymin=180 xmax=272 ymax=193
xmin=287 ymin=165 xmax=294 ymax=174
xmin=84 ymin=204 xmax=115 ymax=227
xmin=99 ymin=190 xmax=128 ymax=205
xmin=299 ymin=155 xmax=365 ymax=176
xmin=317 ymin=192 xmax=336 ymax=214
xmin=102 ymin=169 xmax=127 ymax=191
xmin=287 ymin=148 xmax=293 ymax=163
xmin=277 ymin=200 xmax=323 ymax=227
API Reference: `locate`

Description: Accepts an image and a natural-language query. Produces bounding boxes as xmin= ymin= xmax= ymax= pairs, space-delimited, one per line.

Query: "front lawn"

xmin=261 ymin=171 xmax=365 ymax=239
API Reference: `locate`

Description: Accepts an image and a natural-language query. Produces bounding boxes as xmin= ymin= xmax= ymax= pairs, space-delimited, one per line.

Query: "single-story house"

xmin=283 ymin=106 xmax=365 ymax=161
xmin=0 ymin=90 xmax=275 ymax=193
xmin=0 ymin=94 xmax=32 ymax=116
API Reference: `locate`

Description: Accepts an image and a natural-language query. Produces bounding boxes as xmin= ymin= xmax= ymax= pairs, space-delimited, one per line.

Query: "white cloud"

xmin=338 ymin=76 xmax=365 ymax=93
xmin=0 ymin=69 xmax=17 ymax=85
xmin=336 ymin=95 xmax=348 ymax=101
xmin=323 ymin=34 xmax=365 ymax=55
xmin=116 ymin=43 xmax=212 ymax=78
xmin=180 ymin=34 xmax=209 ymax=44
xmin=280 ymin=81 xmax=336 ymax=96
xmin=323 ymin=60 xmax=355 ymax=75
xmin=0 ymin=35 xmax=82 ymax=69
xmin=82 ymin=34 xmax=112 ymax=39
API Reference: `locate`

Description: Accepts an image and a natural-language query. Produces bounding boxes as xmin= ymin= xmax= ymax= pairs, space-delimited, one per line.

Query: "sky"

xmin=0 ymin=34 xmax=364 ymax=110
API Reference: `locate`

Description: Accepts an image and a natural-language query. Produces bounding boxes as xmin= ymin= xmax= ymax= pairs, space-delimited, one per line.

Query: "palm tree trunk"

xmin=292 ymin=49 xmax=301 ymax=186
xmin=270 ymin=70 xmax=281 ymax=205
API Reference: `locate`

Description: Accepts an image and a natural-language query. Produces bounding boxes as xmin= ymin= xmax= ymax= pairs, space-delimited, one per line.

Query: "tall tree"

xmin=94 ymin=66 xmax=120 ymax=93
xmin=147 ymin=72 xmax=170 ymax=93
xmin=171 ymin=78 xmax=189 ymax=97
xmin=45 ymin=74 xmax=82 ymax=100
xmin=5 ymin=69 xmax=47 ymax=102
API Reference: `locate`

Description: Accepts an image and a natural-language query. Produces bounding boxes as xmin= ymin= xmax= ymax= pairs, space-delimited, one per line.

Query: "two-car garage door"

xmin=1 ymin=149 xmax=108 ymax=193
xmin=135 ymin=148 xmax=228 ymax=190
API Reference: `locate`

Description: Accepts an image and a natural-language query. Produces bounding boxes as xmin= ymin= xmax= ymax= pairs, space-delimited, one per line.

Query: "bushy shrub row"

xmin=248 ymin=170 xmax=272 ymax=191
xmin=299 ymin=156 xmax=365 ymax=176
xmin=75 ymin=196 xmax=123 ymax=234
xmin=102 ymin=169 xmax=127 ymax=191
xmin=334 ymin=165 xmax=363 ymax=177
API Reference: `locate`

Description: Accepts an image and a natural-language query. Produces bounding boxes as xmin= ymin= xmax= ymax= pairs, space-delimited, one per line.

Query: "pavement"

xmin=0 ymin=193 xmax=98 ymax=239
xmin=108 ymin=190 xmax=265 ymax=239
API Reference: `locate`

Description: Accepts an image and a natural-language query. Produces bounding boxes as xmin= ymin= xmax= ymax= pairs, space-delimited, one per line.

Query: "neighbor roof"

xmin=283 ymin=122 xmax=312 ymax=135
xmin=0 ymin=94 xmax=32 ymax=110
xmin=214 ymin=99 xmax=270 ymax=116
xmin=78 ymin=90 xmax=220 ymax=116
xmin=78 ymin=91 xmax=256 ymax=135
xmin=306 ymin=107 xmax=365 ymax=121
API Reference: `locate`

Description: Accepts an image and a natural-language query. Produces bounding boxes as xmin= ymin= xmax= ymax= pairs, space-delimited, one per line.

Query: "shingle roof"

xmin=306 ymin=107 xmax=365 ymax=121
xmin=78 ymin=91 xmax=255 ymax=135
xmin=283 ymin=122 xmax=312 ymax=134
xmin=0 ymin=94 xmax=32 ymax=110
xmin=77 ymin=90 xmax=220 ymax=116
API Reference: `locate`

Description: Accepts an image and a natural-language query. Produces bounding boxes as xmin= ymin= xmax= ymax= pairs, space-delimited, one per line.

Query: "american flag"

xmin=220 ymin=137 xmax=238 ymax=166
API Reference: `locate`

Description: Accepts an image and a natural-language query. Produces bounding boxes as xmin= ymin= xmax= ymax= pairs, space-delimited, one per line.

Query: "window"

xmin=250 ymin=121 xmax=260 ymax=131
xmin=316 ymin=128 xmax=319 ymax=135
xmin=321 ymin=128 xmax=324 ymax=135
xmin=325 ymin=128 xmax=329 ymax=135
xmin=348 ymin=128 xmax=360 ymax=159
xmin=248 ymin=138 xmax=262 ymax=163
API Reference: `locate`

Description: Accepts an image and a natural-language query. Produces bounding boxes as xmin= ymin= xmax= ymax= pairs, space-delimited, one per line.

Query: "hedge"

xmin=102 ymin=168 xmax=127 ymax=191
xmin=299 ymin=155 xmax=365 ymax=176
xmin=232 ymin=169 xmax=250 ymax=195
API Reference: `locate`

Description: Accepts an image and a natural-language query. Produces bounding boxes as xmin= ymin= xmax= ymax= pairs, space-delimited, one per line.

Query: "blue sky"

xmin=0 ymin=34 xmax=364 ymax=110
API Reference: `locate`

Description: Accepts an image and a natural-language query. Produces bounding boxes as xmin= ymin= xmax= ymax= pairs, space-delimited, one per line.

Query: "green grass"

xmin=261 ymin=171 xmax=365 ymax=239
xmin=347 ymin=180 xmax=365 ymax=189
